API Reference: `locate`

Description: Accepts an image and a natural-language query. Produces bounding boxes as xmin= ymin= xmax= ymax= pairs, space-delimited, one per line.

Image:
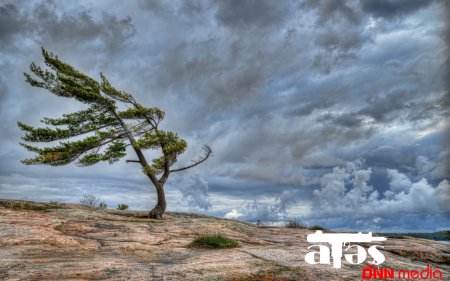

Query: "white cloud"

xmin=307 ymin=160 xmax=450 ymax=231
xmin=385 ymin=168 xmax=412 ymax=196
xmin=224 ymin=209 xmax=243 ymax=219
xmin=219 ymin=189 xmax=309 ymax=224
xmin=174 ymin=173 xmax=211 ymax=211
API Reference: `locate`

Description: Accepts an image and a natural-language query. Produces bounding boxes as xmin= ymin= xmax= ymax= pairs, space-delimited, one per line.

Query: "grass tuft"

xmin=189 ymin=234 xmax=239 ymax=249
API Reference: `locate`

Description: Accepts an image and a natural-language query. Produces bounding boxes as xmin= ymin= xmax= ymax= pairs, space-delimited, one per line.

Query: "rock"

xmin=0 ymin=199 xmax=449 ymax=280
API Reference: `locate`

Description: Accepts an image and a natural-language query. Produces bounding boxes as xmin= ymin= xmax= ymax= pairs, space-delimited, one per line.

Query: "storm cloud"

xmin=0 ymin=0 xmax=448 ymax=231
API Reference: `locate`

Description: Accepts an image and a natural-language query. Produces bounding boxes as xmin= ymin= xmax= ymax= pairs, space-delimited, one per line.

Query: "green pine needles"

xmin=18 ymin=48 xmax=212 ymax=219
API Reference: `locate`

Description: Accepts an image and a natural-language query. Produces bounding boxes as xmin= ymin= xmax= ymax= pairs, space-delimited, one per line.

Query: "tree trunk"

xmin=148 ymin=183 xmax=166 ymax=219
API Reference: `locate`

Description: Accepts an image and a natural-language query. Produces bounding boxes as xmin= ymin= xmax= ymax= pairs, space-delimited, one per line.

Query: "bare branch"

xmin=169 ymin=145 xmax=212 ymax=173
xmin=126 ymin=160 xmax=141 ymax=163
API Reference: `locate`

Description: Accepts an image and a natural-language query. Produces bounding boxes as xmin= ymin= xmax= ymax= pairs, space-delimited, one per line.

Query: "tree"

xmin=18 ymin=48 xmax=212 ymax=219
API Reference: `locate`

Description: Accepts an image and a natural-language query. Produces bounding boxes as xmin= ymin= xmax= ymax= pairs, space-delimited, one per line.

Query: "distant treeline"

xmin=376 ymin=231 xmax=450 ymax=241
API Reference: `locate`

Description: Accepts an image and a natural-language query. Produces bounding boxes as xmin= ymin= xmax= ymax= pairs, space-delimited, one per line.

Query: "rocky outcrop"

xmin=0 ymin=199 xmax=448 ymax=280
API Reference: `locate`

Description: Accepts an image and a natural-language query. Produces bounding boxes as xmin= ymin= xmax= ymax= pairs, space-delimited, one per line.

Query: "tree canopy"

xmin=18 ymin=48 xmax=211 ymax=218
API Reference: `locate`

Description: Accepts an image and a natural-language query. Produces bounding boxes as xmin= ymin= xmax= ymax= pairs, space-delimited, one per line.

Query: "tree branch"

xmin=169 ymin=145 xmax=212 ymax=173
xmin=126 ymin=160 xmax=141 ymax=163
xmin=110 ymin=110 xmax=160 ymax=187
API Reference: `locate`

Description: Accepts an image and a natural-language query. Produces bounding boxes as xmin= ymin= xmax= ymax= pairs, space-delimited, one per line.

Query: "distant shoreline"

xmin=376 ymin=231 xmax=450 ymax=242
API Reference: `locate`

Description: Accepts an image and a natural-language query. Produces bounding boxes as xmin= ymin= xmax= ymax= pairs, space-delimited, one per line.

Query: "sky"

xmin=0 ymin=0 xmax=449 ymax=232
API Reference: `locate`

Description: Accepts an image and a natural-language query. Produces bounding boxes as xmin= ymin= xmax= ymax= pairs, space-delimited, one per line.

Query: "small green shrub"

xmin=309 ymin=225 xmax=326 ymax=231
xmin=117 ymin=204 xmax=129 ymax=210
xmin=189 ymin=234 xmax=239 ymax=249
xmin=285 ymin=220 xmax=308 ymax=229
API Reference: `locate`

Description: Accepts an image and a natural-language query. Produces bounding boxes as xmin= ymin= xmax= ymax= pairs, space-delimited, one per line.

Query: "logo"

xmin=362 ymin=264 xmax=443 ymax=280
xmin=305 ymin=230 xmax=386 ymax=269
xmin=305 ymin=231 xmax=444 ymax=280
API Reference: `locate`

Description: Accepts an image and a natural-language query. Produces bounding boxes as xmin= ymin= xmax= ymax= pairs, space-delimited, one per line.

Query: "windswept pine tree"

xmin=18 ymin=48 xmax=212 ymax=219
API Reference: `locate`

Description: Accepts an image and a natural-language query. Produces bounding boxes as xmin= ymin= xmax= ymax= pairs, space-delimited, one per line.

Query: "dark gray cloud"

xmin=138 ymin=0 xmax=170 ymax=13
xmin=315 ymin=29 xmax=368 ymax=53
xmin=0 ymin=1 xmax=135 ymax=52
xmin=360 ymin=0 xmax=438 ymax=19
xmin=302 ymin=0 xmax=361 ymax=25
xmin=0 ymin=0 xmax=448 ymax=232
xmin=300 ymin=0 xmax=371 ymax=74
xmin=0 ymin=4 xmax=23 ymax=43
xmin=317 ymin=113 xmax=364 ymax=128
xmin=216 ymin=0 xmax=294 ymax=30
xmin=358 ymin=88 xmax=415 ymax=122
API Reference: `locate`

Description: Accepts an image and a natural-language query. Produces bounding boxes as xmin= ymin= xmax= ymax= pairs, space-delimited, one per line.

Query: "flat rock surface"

xmin=0 ymin=200 xmax=449 ymax=280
